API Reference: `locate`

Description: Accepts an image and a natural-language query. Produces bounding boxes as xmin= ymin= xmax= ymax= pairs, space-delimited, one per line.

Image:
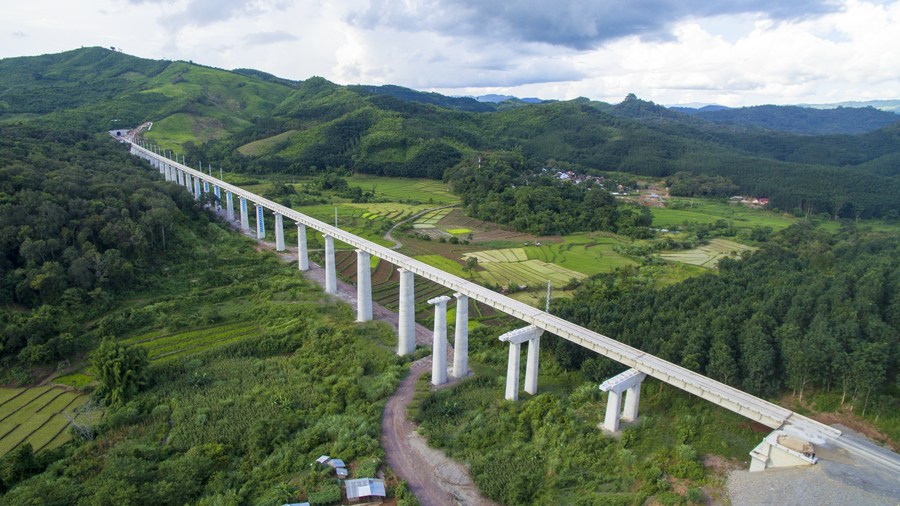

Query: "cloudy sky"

xmin=2 ymin=0 xmax=898 ymax=106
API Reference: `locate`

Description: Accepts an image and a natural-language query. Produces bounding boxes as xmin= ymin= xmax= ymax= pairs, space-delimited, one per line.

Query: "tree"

xmin=91 ymin=338 xmax=149 ymax=407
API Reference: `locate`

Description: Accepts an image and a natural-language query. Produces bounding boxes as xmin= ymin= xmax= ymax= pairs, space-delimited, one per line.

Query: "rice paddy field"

xmin=462 ymin=248 xmax=587 ymax=288
xmin=660 ymin=238 xmax=756 ymax=268
xmin=651 ymin=198 xmax=798 ymax=231
xmin=0 ymin=385 xmax=89 ymax=458
xmin=120 ymin=321 xmax=261 ymax=363
xmin=345 ymin=174 xmax=460 ymax=205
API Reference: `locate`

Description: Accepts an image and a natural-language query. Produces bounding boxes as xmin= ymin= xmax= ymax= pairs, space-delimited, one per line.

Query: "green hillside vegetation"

xmin=0 ymin=126 xmax=405 ymax=503
xmin=682 ymin=104 xmax=900 ymax=135
xmin=2 ymin=48 xmax=900 ymax=220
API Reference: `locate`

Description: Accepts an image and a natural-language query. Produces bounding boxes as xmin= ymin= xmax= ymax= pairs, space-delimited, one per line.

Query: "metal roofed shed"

xmin=345 ymin=478 xmax=386 ymax=502
xmin=315 ymin=455 xmax=330 ymax=465
xmin=335 ymin=467 xmax=348 ymax=479
xmin=280 ymin=503 xmax=310 ymax=506
xmin=326 ymin=458 xmax=346 ymax=469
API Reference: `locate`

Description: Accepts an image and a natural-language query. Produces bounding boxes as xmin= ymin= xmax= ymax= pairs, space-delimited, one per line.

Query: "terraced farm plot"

xmin=0 ymin=386 xmax=89 ymax=457
xmin=478 ymin=260 xmax=585 ymax=288
xmin=412 ymin=208 xmax=453 ymax=229
xmin=345 ymin=175 xmax=460 ymax=205
xmin=122 ymin=321 xmax=260 ymax=363
xmin=661 ymin=238 xmax=755 ymax=268
xmin=523 ymin=238 xmax=636 ymax=275
xmin=463 ymin=248 xmax=529 ymax=263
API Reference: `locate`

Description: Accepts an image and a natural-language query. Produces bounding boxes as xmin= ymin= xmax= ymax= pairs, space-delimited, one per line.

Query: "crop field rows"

xmin=412 ymin=208 xmax=452 ymax=229
xmin=122 ymin=322 xmax=261 ymax=363
xmin=661 ymin=238 xmax=755 ymax=268
xmin=463 ymin=248 xmax=529 ymax=263
xmin=0 ymin=385 xmax=89 ymax=458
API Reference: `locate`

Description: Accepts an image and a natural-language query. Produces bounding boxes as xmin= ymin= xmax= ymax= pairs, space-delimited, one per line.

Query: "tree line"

xmin=550 ymin=223 xmax=899 ymax=415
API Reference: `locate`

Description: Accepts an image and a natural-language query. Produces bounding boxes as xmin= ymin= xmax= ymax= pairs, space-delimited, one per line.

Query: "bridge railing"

xmin=130 ymin=142 xmax=841 ymax=441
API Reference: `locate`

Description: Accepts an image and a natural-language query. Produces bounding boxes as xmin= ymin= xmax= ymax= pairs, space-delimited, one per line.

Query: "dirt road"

xmin=242 ymin=226 xmax=493 ymax=505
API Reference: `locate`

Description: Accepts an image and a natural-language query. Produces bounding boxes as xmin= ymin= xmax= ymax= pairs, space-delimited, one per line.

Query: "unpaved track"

xmin=242 ymin=226 xmax=493 ymax=505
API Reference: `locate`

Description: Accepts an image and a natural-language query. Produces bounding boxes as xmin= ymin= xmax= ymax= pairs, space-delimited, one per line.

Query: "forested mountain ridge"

xmin=672 ymin=104 xmax=900 ymax=135
xmin=2 ymin=47 xmax=900 ymax=219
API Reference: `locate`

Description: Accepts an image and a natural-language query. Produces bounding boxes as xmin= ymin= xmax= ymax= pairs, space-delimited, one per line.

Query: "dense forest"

xmin=0 ymin=124 xmax=203 ymax=368
xmin=446 ymin=150 xmax=651 ymax=236
xmin=673 ymin=104 xmax=900 ymax=135
xmin=3 ymin=48 xmax=899 ymax=220
xmin=550 ymin=224 xmax=899 ymax=412
xmin=0 ymin=126 xmax=408 ymax=504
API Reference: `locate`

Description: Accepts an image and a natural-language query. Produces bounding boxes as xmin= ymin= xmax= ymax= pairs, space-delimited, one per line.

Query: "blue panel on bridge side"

xmin=241 ymin=199 xmax=247 ymax=215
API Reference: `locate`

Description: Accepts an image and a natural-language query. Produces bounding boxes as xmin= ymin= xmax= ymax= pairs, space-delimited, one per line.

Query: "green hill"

xmin=2 ymin=47 xmax=899 ymax=219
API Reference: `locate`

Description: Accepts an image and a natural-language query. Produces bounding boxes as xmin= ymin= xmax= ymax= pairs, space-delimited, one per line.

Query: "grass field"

xmin=524 ymin=234 xmax=637 ymax=275
xmin=462 ymin=248 xmax=586 ymax=288
xmin=661 ymin=238 xmax=756 ymax=268
xmin=345 ymin=175 xmax=460 ymax=205
xmin=0 ymin=386 xmax=89 ymax=457
xmin=121 ymin=321 xmax=260 ymax=363
xmin=651 ymin=198 xmax=797 ymax=230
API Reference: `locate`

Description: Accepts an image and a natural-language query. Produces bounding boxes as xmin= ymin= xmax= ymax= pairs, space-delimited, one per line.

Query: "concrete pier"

xmin=239 ymin=198 xmax=250 ymax=232
xmin=297 ymin=223 xmax=309 ymax=271
xmin=599 ymin=369 xmax=647 ymax=433
xmin=398 ymin=269 xmax=416 ymax=356
xmin=275 ymin=213 xmax=285 ymax=251
xmin=499 ymin=326 xmax=544 ymax=401
xmin=193 ymin=176 xmax=201 ymax=200
xmin=356 ymin=250 xmax=373 ymax=322
xmin=213 ymin=185 xmax=221 ymax=209
xmin=226 ymin=191 xmax=234 ymax=221
xmin=525 ymin=334 xmax=540 ymax=395
xmin=453 ymin=293 xmax=469 ymax=378
xmin=429 ymin=296 xmax=451 ymax=385
xmin=324 ymin=235 xmax=336 ymax=294
xmin=255 ymin=204 xmax=266 ymax=239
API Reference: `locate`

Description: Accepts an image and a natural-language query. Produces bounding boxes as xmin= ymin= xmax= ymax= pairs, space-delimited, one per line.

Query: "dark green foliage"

xmin=0 ymin=124 xmax=200 ymax=367
xmin=91 ymin=338 xmax=149 ymax=407
xmin=685 ymin=104 xmax=900 ymax=135
xmin=3 ymin=48 xmax=900 ymax=219
xmin=553 ymin=224 xmax=899 ymax=409
xmin=446 ymin=151 xmax=629 ymax=235
xmin=666 ymin=172 xmax=739 ymax=198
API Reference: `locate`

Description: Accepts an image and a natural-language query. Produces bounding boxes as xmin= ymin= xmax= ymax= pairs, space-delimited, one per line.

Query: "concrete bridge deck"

xmin=128 ymin=141 xmax=900 ymax=476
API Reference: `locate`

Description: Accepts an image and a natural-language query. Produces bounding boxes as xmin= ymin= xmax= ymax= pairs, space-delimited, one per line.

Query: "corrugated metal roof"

xmin=345 ymin=478 xmax=386 ymax=500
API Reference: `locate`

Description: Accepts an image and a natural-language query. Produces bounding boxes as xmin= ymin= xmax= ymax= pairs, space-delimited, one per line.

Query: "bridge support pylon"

xmin=397 ymin=269 xmax=415 ymax=356
xmin=429 ymin=296 xmax=451 ymax=385
xmin=599 ymin=369 xmax=647 ymax=433
xmin=356 ymin=250 xmax=373 ymax=322
xmin=275 ymin=213 xmax=285 ymax=251
xmin=297 ymin=223 xmax=309 ymax=271
xmin=239 ymin=198 xmax=250 ymax=233
xmin=255 ymin=204 xmax=266 ymax=240
xmin=453 ymin=293 xmax=469 ymax=378
xmin=324 ymin=235 xmax=336 ymax=294
xmin=499 ymin=326 xmax=544 ymax=401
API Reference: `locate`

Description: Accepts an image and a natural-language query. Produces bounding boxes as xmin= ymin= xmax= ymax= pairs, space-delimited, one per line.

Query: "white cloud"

xmin=0 ymin=0 xmax=897 ymax=106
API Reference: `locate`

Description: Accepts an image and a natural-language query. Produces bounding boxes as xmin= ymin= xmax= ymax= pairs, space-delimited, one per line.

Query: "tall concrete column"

xmin=524 ymin=336 xmax=540 ymax=395
xmin=239 ymin=198 xmax=250 ymax=232
xmin=324 ymin=235 xmax=336 ymax=294
xmin=499 ymin=326 xmax=543 ymax=401
xmin=297 ymin=223 xmax=309 ymax=271
xmin=599 ymin=369 xmax=647 ymax=433
xmin=213 ymin=185 xmax=221 ymax=209
xmin=274 ymin=213 xmax=285 ymax=251
xmin=453 ymin=293 xmax=469 ymax=378
xmin=356 ymin=250 xmax=373 ymax=322
xmin=226 ymin=192 xmax=234 ymax=221
xmin=429 ymin=296 xmax=451 ymax=386
xmin=604 ymin=390 xmax=623 ymax=432
xmin=505 ymin=342 xmax=521 ymax=401
xmin=622 ymin=385 xmax=642 ymax=422
xmin=203 ymin=180 xmax=210 ymax=194
xmin=397 ymin=269 xmax=416 ymax=356
xmin=255 ymin=204 xmax=265 ymax=239
xmin=193 ymin=177 xmax=201 ymax=200
xmin=176 ymin=169 xmax=183 ymax=186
